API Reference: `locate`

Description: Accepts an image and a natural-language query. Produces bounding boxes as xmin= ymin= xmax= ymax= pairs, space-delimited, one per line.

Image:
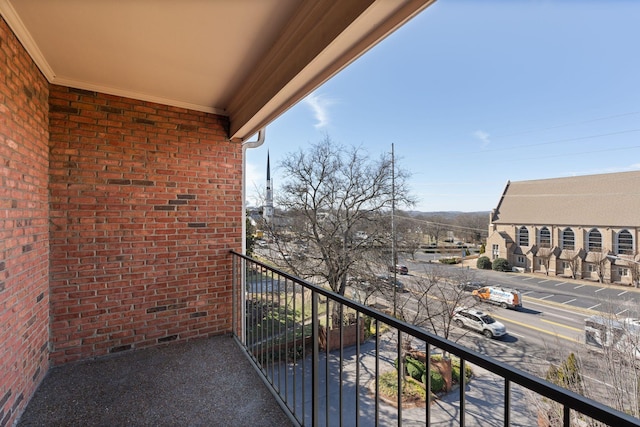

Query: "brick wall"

xmin=0 ymin=17 xmax=50 ymax=427
xmin=48 ymin=85 xmax=242 ymax=365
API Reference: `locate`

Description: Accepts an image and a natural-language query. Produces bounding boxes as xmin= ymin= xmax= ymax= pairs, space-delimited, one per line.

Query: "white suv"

xmin=453 ymin=308 xmax=506 ymax=339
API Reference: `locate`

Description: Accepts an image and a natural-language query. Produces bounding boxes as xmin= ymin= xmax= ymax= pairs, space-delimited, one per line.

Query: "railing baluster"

xmin=375 ymin=319 xmax=380 ymax=427
xmin=426 ymin=341 xmax=431 ymax=427
xmin=325 ymin=300 xmax=330 ymax=426
xmin=460 ymin=358 xmax=466 ymax=426
xmin=339 ymin=313 xmax=344 ymax=427
xmin=355 ymin=311 xmax=360 ymax=427
xmin=312 ymin=291 xmax=319 ymax=427
xmin=504 ymin=379 xmax=510 ymax=427
xmin=301 ymin=285 xmax=306 ymax=425
xmin=397 ymin=330 xmax=402 ymax=427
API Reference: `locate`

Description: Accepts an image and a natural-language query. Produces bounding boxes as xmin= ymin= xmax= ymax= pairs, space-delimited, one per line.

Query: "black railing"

xmin=231 ymin=251 xmax=640 ymax=427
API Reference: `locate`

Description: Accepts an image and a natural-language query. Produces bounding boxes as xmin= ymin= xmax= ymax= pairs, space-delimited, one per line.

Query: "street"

xmin=397 ymin=254 xmax=640 ymax=409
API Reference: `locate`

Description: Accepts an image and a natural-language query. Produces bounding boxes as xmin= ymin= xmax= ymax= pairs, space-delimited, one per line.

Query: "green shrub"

xmin=476 ymin=256 xmax=492 ymax=270
xmin=492 ymin=257 xmax=510 ymax=272
xmin=429 ymin=370 xmax=445 ymax=392
xmin=394 ymin=356 xmax=426 ymax=382
xmin=479 ymin=243 xmax=486 ymax=254
xmin=451 ymin=360 xmax=473 ymax=383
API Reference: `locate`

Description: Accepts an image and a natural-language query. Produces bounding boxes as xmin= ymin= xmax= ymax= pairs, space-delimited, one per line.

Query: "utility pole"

xmin=391 ymin=143 xmax=397 ymax=317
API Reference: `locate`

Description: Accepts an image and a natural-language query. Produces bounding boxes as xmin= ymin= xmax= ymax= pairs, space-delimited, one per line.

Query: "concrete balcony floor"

xmin=17 ymin=335 xmax=292 ymax=426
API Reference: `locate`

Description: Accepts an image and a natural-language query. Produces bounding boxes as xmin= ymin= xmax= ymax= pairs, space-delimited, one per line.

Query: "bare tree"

xmin=395 ymin=214 xmax=423 ymax=260
xmin=590 ymin=250 xmax=611 ymax=284
xmin=561 ymin=249 xmax=582 ymax=280
xmin=454 ymin=212 xmax=489 ymax=244
xmin=268 ymin=136 xmax=414 ymax=296
xmin=395 ymin=265 xmax=483 ymax=343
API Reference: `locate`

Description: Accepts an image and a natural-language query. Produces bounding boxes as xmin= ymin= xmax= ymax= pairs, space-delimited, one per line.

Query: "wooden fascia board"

xmin=228 ymin=0 xmax=435 ymax=141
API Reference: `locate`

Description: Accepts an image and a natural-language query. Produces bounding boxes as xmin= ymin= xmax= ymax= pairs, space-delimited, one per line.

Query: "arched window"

xmin=587 ymin=228 xmax=602 ymax=251
xmin=617 ymin=229 xmax=634 ymax=255
xmin=518 ymin=226 xmax=529 ymax=246
xmin=539 ymin=227 xmax=551 ymax=248
xmin=561 ymin=228 xmax=575 ymax=250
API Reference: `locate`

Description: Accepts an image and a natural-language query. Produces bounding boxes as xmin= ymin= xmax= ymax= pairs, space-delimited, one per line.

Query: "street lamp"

xmin=607 ymin=254 xmax=640 ymax=288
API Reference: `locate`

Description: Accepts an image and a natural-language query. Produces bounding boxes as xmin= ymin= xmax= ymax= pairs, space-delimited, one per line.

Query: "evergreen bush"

xmin=492 ymin=257 xmax=510 ymax=272
xmin=476 ymin=256 xmax=492 ymax=270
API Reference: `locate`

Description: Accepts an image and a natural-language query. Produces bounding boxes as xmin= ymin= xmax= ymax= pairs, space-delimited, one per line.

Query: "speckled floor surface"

xmin=17 ymin=335 xmax=292 ymax=427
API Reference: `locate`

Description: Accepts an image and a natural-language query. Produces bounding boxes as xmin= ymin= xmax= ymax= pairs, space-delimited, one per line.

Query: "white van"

xmin=472 ymin=286 xmax=522 ymax=309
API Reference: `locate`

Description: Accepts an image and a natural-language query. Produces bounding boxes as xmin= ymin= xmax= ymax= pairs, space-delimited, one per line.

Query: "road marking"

xmin=507 ymin=331 xmax=525 ymax=338
xmin=492 ymin=314 xmax=581 ymax=344
xmin=554 ymin=282 xmax=567 ymax=287
xmin=561 ymin=298 xmax=576 ymax=305
xmin=539 ymin=279 xmax=552 ymax=284
xmin=539 ymin=294 xmax=554 ymax=300
xmin=544 ymin=312 xmax=576 ymax=322
xmin=522 ymin=291 xmax=533 ymax=295
xmin=588 ymin=303 xmax=601 ymax=310
xmin=540 ymin=318 xmax=582 ymax=332
xmin=520 ymin=277 xmax=535 ymax=281
xmin=618 ymin=290 xmax=628 ymax=296
xmin=594 ymin=287 xmax=606 ymax=293
xmin=574 ymin=284 xmax=585 ymax=289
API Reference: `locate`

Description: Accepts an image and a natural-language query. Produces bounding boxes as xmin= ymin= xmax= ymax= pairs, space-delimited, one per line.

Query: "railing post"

xmin=312 ymin=291 xmax=319 ymax=427
xmin=504 ymin=379 xmax=510 ymax=427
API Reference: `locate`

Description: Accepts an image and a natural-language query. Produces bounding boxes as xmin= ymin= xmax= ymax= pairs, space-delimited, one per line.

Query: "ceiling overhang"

xmin=0 ymin=0 xmax=435 ymax=142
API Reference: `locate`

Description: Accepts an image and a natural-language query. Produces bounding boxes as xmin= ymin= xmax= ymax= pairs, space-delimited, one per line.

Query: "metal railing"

xmin=231 ymin=251 xmax=640 ymax=426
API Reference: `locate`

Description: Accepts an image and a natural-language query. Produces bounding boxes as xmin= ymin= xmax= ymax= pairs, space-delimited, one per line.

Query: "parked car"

xmin=376 ymin=274 xmax=405 ymax=292
xmin=457 ymin=281 xmax=483 ymax=292
xmin=388 ymin=264 xmax=409 ymax=275
xmin=453 ymin=308 xmax=506 ymax=338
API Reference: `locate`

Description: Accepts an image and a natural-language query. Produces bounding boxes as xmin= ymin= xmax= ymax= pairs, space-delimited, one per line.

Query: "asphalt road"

xmin=404 ymin=252 xmax=640 ymax=318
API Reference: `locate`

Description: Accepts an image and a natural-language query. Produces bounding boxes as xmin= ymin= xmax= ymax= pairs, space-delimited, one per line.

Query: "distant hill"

xmin=402 ymin=211 xmax=490 ymax=219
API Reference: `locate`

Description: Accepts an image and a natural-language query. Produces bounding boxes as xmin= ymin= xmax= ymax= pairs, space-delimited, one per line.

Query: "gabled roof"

xmin=0 ymin=0 xmax=435 ymax=141
xmin=491 ymin=170 xmax=640 ymax=227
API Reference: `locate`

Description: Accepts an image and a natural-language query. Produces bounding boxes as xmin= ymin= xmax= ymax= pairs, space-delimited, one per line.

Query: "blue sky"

xmin=246 ymin=0 xmax=640 ymax=212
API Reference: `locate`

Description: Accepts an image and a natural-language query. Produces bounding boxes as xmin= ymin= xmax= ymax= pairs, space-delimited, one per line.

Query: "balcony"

xmin=18 ymin=252 xmax=640 ymax=426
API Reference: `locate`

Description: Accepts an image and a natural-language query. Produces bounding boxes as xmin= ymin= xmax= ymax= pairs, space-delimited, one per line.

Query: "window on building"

xmin=517 ymin=256 xmax=525 ymax=264
xmin=562 ymin=228 xmax=575 ymax=250
xmin=492 ymin=244 xmax=499 ymax=259
xmin=518 ymin=226 xmax=529 ymax=246
xmin=587 ymin=228 xmax=602 ymax=251
xmin=617 ymin=229 xmax=634 ymax=255
xmin=587 ymin=264 xmax=595 ymax=273
xmin=562 ymin=261 xmax=569 ymax=270
xmin=619 ymin=267 xmax=629 ymax=277
xmin=539 ymin=227 xmax=551 ymax=248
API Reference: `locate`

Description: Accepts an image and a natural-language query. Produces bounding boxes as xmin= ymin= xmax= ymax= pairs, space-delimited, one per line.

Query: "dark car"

xmin=457 ymin=281 xmax=483 ymax=292
xmin=388 ymin=264 xmax=409 ymax=275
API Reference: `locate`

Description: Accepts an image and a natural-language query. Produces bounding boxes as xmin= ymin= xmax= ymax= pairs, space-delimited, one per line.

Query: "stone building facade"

xmin=486 ymin=171 xmax=640 ymax=285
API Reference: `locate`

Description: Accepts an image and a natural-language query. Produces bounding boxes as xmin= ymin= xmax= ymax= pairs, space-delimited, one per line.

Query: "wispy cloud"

xmin=303 ymin=92 xmax=334 ymax=129
xmin=472 ymin=130 xmax=491 ymax=148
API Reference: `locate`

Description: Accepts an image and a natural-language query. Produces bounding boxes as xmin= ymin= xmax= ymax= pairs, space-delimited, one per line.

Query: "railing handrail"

xmin=231 ymin=250 xmax=640 ymax=426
